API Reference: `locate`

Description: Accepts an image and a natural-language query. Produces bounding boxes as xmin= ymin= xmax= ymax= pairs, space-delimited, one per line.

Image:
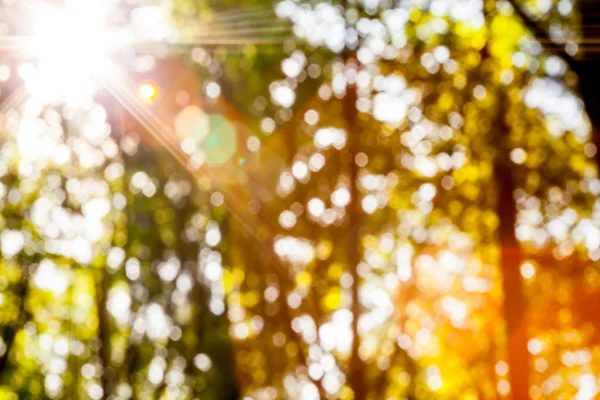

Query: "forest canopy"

xmin=0 ymin=0 xmax=599 ymax=399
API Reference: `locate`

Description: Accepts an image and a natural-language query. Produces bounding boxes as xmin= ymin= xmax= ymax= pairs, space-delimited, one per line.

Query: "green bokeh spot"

xmin=203 ymin=114 xmax=237 ymax=165
xmin=207 ymin=134 xmax=220 ymax=148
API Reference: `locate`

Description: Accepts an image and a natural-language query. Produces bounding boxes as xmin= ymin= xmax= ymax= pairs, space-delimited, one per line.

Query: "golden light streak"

xmin=0 ymin=0 xmax=295 ymax=281
xmin=207 ymin=4 xmax=276 ymax=21
xmin=182 ymin=24 xmax=291 ymax=37
xmin=96 ymin=72 xmax=294 ymax=282
xmin=0 ymin=85 xmax=28 ymax=115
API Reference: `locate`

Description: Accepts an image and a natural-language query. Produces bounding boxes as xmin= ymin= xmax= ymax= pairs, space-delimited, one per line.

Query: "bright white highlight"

xmin=22 ymin=1 xmax=121 ymax=107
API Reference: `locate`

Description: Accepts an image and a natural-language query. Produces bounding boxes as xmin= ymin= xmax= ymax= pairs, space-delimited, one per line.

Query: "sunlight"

xmin=24 ymin=1 xmax=122 ymax=107
xmin=138 ymin=81 xmax=160 ymax=103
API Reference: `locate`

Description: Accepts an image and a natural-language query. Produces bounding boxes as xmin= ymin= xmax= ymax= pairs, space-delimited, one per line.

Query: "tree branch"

xmin=505 ymin=0 xmax=580 ymax=72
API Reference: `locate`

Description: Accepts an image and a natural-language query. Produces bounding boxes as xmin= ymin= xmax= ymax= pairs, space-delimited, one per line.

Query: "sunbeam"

xmin=95 ymin=71 xmax=290 ymax=279
xmin=0 ymin=0 xmax=293 ymax=102
xmin=209 ymin=3 xmax=276 ymax=20
xmin=0 ymin=0 xmax=294 ymax=282
xmin=0 ymin=85 xmax=28 ymax=115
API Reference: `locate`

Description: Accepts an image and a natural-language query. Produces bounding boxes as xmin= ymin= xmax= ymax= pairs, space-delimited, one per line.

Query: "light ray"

xmin=0 ymin=0 xmax=294 ymax=279
xmin=96 ymin=73 xmax=292 ymax=278
xmin=145 ymin=23 xmax=294 ymax=48
xmin=177 ymin=25 xmax=292 ymax=40
xmin=185 ymin=21 xmax=291 ymax=34
xmin=162 ymin=37 xmax=296 ymax=46
xmin=208 ymin=4 xmax=276 ymax=21
xmin=1 ymin=86 xmax=29 ymax=114
xmin=202 ymin=15 xmax=286 ymax=30
xmin=0 ymin=85 xmax=29 ymax=130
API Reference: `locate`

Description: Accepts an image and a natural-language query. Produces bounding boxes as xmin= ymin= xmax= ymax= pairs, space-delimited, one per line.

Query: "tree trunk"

xmin=342 ymin=58 xmax=367 ymax=400
xmin=494 ymin=152 xmax=529 ymax=399
xmin=96 ymin=271 xmax=113 ymax=399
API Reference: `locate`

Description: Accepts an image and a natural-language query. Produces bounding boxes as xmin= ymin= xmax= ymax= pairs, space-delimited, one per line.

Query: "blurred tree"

xmin=2 ymin=0 xmax=600 ymax=399
xmin=0 ymin=92 xmax=237 ymax=399
xmin=179 ymin=0 xmax=600 ymax=399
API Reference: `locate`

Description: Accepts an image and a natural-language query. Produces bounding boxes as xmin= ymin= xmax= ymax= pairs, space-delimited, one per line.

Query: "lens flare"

xmin=138 ymin=82 xmax=160 ymax=103
xmin=23 ymin=1 xmax=122 ymax=107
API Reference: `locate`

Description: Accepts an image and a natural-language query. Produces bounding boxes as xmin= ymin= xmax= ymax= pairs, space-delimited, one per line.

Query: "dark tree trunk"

xmin=497 ymin=3 xmax=600 ymax=396
xmin=96 ymin=272 xmax=113 ymax=399
xmin=489 ymin=82 xmax=531 ymax=400
xmin=341 ymin=1 xmax=366 ymax=395
xmin=344 ymin=76 xmax=367 ymax=400
xmin=495 ymin=160 xmax=529 ymax=400
xmin=478 ymin=6 xmax=532 ymax=394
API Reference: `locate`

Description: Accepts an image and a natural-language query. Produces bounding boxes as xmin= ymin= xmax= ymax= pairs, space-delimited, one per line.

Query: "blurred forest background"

xmin=1 ymin=0 xmax=600 ymax=399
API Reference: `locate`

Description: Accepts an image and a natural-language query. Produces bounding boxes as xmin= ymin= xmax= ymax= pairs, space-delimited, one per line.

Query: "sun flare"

xmin=20 ymin=1 xmax=123 ymax=107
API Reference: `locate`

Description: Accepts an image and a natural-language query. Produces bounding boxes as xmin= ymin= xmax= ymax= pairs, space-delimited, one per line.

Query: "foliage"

xmin=2 ymin=0 xmax=600 ymax=399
